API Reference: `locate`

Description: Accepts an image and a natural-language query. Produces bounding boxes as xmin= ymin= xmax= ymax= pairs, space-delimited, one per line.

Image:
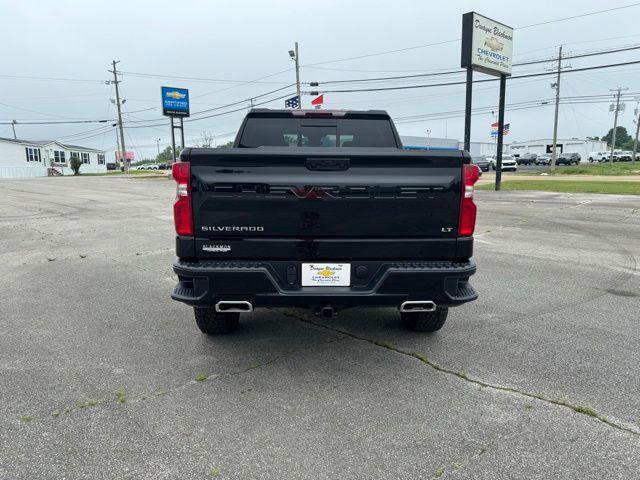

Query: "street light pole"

xmin=156 ymin=138 xmax=161 ymax=157
xmin=294 ymin=42 xmax=301 ymax=108
xmin=289 ymin=42 xmax=301 ymax=109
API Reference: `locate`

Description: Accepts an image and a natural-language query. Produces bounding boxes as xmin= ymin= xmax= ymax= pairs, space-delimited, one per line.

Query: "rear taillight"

xmin=458 ymin=164 xmax=480 ymax=237
xmin=172 ymin=161 xmax=193 ymax=236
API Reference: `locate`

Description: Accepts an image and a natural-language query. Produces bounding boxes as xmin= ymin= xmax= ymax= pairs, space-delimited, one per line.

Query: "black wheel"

xmin=194 ymin=307 xmax=239 ymax=334
xmin=401 ymin=307 xmax=449 ymax=333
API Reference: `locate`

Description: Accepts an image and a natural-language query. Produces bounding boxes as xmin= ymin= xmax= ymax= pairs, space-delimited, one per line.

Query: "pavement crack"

xmin=16 ymin=335 xmax=345 ymax=424
xmin=285 ymin=312 xmax=640 ymax=437
xmin=430 ymin=412 xmax=533 ymax=479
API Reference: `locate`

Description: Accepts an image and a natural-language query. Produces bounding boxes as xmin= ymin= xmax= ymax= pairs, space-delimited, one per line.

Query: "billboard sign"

xmin=461 ymin=12 xmax=513 ymax=77
xmin=161 ymin=86 xmax=190 ymax=117
xmin=115 ymin=151 xmax=134 ymax=161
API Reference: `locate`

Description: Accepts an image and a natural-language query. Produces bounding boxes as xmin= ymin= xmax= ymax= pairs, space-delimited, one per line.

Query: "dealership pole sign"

xmin=161 ymin=87 xmax=190 ymax=117
xmin=461 ymin=12 xmax=513 ymax=77
xmin=461 ymin=12 xmax=513 ymax=192
xmin=161 ymin=86 xmax=189 ymax=163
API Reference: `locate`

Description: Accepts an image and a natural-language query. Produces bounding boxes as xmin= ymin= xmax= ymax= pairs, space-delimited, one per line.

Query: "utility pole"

xmin=608 ymin=87 xmax=628 ymax=165
xmin=632 ymin=105 xmax=640 ymax=163
xmin=292 ymin=42 xmax=301 ymax=109
xmin=550 ymin=45 xmax=562 ymax=170
xmin=11 ymin=120 xmax=17 ymax=139
xmin=155 ymin=138 xmax=161 ymax=157
xmin=108 ymin=60 xmax=128 ymax=173
xmin=115 ymin=127 xmax=121 ymax=163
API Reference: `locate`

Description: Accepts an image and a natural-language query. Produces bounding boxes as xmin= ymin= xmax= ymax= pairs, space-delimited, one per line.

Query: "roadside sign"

xmin=461 ymin=12 xmax=513 ymax=77
xmin=115 ymin=151 xmax=134 ymax=161
xmin=161 ymin=86 xmax=190 ymax=117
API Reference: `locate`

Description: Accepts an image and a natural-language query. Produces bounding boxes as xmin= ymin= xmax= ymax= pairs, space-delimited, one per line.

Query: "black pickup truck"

xmin=171 ymin=109 xmax=479 ymax=334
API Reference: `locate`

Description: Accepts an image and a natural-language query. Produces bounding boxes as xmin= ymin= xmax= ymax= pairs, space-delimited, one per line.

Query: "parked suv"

xmin=556 ymin=152 xmax=581 ymax=166
xmin=535 ymin=155 xmax=551 ymax=166
xmin=472 ymin=155 xmax=490 ymax=172
xmin=495 ymin=154 xmax=517 ymax=171
xmin=614 ymin=150 xmax=632 ymax=162
xmin=517 ymin=153 xmax=537 ymax=165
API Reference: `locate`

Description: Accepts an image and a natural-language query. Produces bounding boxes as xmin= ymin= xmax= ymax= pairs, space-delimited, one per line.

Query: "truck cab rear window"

xmin=238 ymin=118 xmax=398 ymax=148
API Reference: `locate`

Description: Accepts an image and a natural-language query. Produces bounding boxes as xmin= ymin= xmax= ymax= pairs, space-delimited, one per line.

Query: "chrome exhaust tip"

xmin=215 ymin=301 xmax=253 ymax=313
xmin=399 ymin=301 xmax=436 ymax=313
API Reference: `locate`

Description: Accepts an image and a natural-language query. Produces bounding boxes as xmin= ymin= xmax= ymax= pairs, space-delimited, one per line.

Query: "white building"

xmin=400 ymin=135 xmax=459 ymax=151
xmin=401 ymin=136 xmax=505 ymax=157
xmin=401 ymin=134 xmax=610 ymax=163
xmin=462 ymin=141 xmax=504 ymax=157
xmin=0 ymin=137 xmax=107 ymax=179
xmin=508 ymin=138 xmax=608 ymax=161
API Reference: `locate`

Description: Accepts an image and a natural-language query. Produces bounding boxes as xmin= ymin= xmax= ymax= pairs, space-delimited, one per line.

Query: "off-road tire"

xmin=194 ymin=307 xmax=239 ymax=334
xmin=401 ymin=307 xmax=449 ymax=333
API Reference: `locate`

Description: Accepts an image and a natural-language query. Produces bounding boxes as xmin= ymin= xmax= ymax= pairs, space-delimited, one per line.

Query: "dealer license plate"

xmin=301 ymin=263 xmax=351 ymax=287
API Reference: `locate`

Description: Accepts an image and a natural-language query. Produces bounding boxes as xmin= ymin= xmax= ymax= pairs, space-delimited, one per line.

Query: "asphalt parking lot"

xmin=1 ymin=176 xmax=639 ymax=479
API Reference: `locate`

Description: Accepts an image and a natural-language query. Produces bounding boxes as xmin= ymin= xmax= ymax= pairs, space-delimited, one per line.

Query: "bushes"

xmin=69 ymin=156 xmax=82 ymax=175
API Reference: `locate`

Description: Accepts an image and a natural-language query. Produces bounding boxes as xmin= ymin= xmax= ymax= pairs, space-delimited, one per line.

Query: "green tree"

xmin=621 ymin=138 xmax=638 ymax=151
xmin=218 ymin=140 xmax=234 ymax=148
xmin=602 ymin=126 xmax=631 ymax=148
xmin=156 ymin=146 xmax=176 ymax=163
xmin=69 ymin=155 xmax=82 ymax=175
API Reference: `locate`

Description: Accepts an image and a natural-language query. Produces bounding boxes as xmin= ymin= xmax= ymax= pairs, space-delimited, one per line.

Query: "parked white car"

xmin=614 ymin=150 xmax=632 ymax=162
xmin=594 ymin=151 xmax=612 ymax=163
xmin=486 ymin=154 xmax=517 ymax=171
xmin=498 ymin=154 xmax=518 ymax=171
xmin=587 ymin=151 xmax=606 ymax=163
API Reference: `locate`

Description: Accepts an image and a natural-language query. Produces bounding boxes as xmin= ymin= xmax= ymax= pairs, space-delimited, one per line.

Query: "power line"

xmin=193 ymin=68 xmax=294 ymax=100
xmin=516 ymin=2 xmax=640 ymax=29
xmin=305 ymin=34 xmax=640 ymax=74
xmin=191 ymin=84 xmax=295 ymax=115
xmin=124 ymin=91 xmax=295 ymax=129
xmin=121 ymin=84 xmax=296 ymax=128
xmin=58 ymin=125 xmax=116 ymax=140
xmin=60 ymin=127 xmax=116 ymax=143
xmin=120 ymin=70 xmax=291 ymax=85
xmin=0 ymin=74 xmax=104 ymax=84
xmin=0 ymin=119 xmax=113 ymax=125
xmin=316 ymin=60 xmax=640 ymax=94
xmin=309 ymin=44 xmax=640 ymax=85
xmin=393 ymin=93 xmax=640 ymax=122
xmin=305 ymin=39 xmax=459 ymax=67
xmin=304 ymin=2 xmax=640 ymax=67
xmin=393 ymin=98 xmax=628 ymax=125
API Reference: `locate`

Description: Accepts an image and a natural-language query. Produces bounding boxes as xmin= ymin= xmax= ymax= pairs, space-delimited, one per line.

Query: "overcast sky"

xmin=2 ymin=0 xmax=640 ymax=159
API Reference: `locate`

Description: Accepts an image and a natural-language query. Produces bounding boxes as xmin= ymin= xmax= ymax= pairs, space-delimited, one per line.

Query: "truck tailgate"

xmin=185 ymin=147 xmax=466 ymax=260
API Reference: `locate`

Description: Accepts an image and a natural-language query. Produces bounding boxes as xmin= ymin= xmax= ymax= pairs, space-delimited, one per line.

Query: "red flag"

xmin=311 ymin=94 xmax=324 ymax=106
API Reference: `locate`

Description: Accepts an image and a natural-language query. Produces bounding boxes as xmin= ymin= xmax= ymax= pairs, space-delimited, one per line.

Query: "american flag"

xmin=491 ymin=122 xmax=510 ymax=136
xmin=285 ymin=95 xmax=300 ymax=109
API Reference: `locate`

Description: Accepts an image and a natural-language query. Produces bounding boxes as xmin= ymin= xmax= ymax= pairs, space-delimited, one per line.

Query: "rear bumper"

xmin=172 ymin=259 xmax=478 ymax=309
